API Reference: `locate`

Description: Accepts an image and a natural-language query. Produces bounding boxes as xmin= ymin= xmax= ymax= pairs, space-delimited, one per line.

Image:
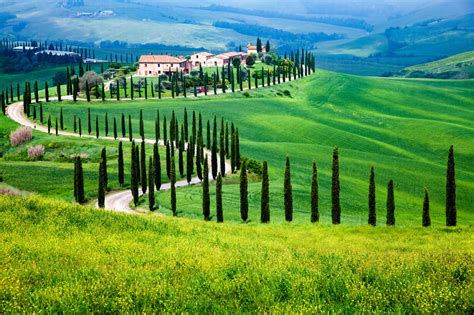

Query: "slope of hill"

xmin=0 ymin=194 xmax=471 ymax=312
xmin=396 ymin=51 xmax=474 ymax=79
xmin=14 ymin=70 xmax=474 ymax=226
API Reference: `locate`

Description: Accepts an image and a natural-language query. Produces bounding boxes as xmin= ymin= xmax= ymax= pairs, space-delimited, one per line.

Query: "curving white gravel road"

xmin=7 ymin=99 xmax=231 ymax=214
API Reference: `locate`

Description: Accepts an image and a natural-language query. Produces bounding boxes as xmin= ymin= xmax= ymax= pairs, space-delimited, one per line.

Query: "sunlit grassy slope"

xmin=38 ymin=70 xmax=474 ymax=225
xmin=0 ymin=195 xmax=471 ymax=313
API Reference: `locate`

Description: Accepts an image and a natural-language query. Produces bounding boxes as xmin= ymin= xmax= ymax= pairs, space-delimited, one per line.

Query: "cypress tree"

xmin=331 ymin=147 xmax=341 ymax=224
xmin=128 ymin=115 xmax=133 ymax=142
xmin=144 ymin=78 xmax=148 ymax=99
xmin=235 ymin=128 xmax=241 ymax=170
xmin=105 ymin=112 xmax=109 ymax=136
xmin=78 ymin=118 xmax=82 ymax=136
xmin=33 ymin=105 xmax=36 ymax=120
xmin=178 ymin=140 xmax=184 ymax=177
xmin=87 ymin=108 xmax=92 ymax=134
xmin=141 ymin=141 xmax=147 ymax=194
xmin=55 ymin=117 xmax=58 ymax=136
xmin=86 ymin=81 xmax=91 ymax=102
xmin=368 ymin=166 xmax=376 ymax=226
xmin=153 ymin=143 xmax=161 ymax=191
xmin=34 ymin=81 xmax=39 ymax=103
xmin=95 ymin=116 xmax=99 ymax=139
xmin=98 ymin=152 xmax=106 ymax=208
xmin=170 ymin=156 xmax=177 ymax=216
xmin=211 ymin=117 xmax=218 ymax=179
xmin=311 ymin=161 xmax=319 ymax=223
xmin=74 ymin=156 xmax=85 ymax=203
xmin=118 ymin=141 xmax=124 ymax=186
xmin=284 ymin=155 xmax=293 ymax=222
xmin=73 ymin=115 xmax=77 ymax=133
xmin=130 ymin=142 xmax=139 ymax=206
xmin=202 ymin=155 xmax=210 ymax=221
xmin=101 ymin=147 xmax=108 ymax=188
xmin=40 ymin=103 xmax=43 ymax=123
xmin=186 ymin=144 xmax=193 ymax=183
xmin=47 ymin=115 xmax=51 ymax=134
xmin=206 ymin=120 xmax=211 ymax=148
xmin=216 ymin=173 xmax=223 ymax=223
xmin=1 ymin=94 xmax=5 ymax=115
xmin=196 ymin=135 xmax=203 ymax=181
xmin=166 ymin=140 xmax=171 ymax=179
xmin=121 ymin=113 xmax=126 ymax=138
xmin=422 ymin=188 xmax=431 ymax=227
xmin=192 ymin=111 xmax=197 ymax=144
xmin=446 ymin=145 xmax=456 ymax=226
xmin=45 ymin=82 xmax=49 ymax=102
xmin=225 ymin=122 xmax=229 ymax=159
xmin=240 ymin=161 xmax=248 ymax=222
xmin=184 ymin=108 xmax=189 ymax=141
xmin=163 ymin=115 xmax=167 ymax=143
xmin=102 ymin=83 xmax=105 ymax=101
xmin=113 ymin=116 xmax=117 ymax=139
xmin=148 ymin=156 xmax=155 ymax=211
xmin=261 ymin=161 xmax=270 ymax=223
xmin=220 ymin=129 xmax=226 ymax=177
xmin=116 ymin=79 xmax=120 ymax=101
xmin=155 ymin=113 xmax=160 ymax=142
xmin=386 ymin=180 xmax=395 ymax=226
xmin=60 ymin=107 xmax=64 ymax=130
xmin=139 ymin=110 xmax=144 ymax=140
xmin=131 ymin=76 xmax=134 ymax=100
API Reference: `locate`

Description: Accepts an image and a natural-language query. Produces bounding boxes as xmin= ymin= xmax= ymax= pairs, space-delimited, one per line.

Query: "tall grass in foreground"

xmin=0 ymin=195 xmax=471 ymax=313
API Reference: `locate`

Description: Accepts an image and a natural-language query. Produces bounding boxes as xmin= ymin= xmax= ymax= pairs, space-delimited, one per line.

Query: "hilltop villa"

xmin=247 ymin=44 xmax=266 ymax=55
xmin=138 ymin=55 xmax=191 ymax=76
xmin=190 ymin=52 xmax=215 ymax=67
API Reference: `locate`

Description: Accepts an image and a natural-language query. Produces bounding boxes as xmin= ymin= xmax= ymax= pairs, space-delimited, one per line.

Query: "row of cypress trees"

xmin=199 ymin=146 xmax=458 ymax=226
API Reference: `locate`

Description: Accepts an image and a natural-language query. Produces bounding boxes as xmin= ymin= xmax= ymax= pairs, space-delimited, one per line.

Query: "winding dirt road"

xmin=7 ymin=99 xmax=231 ymax=214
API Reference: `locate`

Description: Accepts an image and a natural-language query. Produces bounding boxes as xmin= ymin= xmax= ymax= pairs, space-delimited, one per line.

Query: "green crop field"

xmin=29 ymin=70 xmax=474 ymax=226
xmin=0 ymin=194 xmax=471 ymax=313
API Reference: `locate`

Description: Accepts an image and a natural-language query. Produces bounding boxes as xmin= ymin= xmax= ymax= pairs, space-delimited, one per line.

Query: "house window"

xmin=157 ymin=64 xmax=161 ymax=68
xmin=149 ymin=71 xmax=152 ymax=74
xmin=145 ymin=64 xmax=147 ymax=67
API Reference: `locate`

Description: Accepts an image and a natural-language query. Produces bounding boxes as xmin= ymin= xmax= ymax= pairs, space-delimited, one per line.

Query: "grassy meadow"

xmin=0 ymin=195 xmax=471 ymax=313
xmin=34 ymin=70 xmax=474 ymax=226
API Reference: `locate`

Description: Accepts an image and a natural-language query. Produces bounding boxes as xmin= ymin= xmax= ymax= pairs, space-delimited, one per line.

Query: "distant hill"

xmin=392 ymin=51 xmax=474 ymax=79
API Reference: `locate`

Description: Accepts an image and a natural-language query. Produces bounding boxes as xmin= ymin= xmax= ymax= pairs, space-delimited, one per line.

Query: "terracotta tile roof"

xmin=194 ymin=52 xmax=214 ymax=57
xmin=139 ymin=55 xmax=186 ymax=64
xmin=215 ymin=52 xmax=246 ymax=59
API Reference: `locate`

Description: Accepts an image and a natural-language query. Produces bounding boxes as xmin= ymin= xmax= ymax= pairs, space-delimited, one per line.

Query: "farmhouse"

xmin=207 ymin=52 xmax=248 ymax=67
xmin=190 ymin=52 xmax=215 ymax=67
xmin=247 ymin=44 xmax=266 ymax=55
xmin=138 ymin=55 xmax=191 ymax=76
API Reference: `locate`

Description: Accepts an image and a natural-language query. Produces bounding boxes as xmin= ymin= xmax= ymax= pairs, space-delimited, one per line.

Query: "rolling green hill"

xmin=398 ymin=51 xmax=474 ymax=79
xmin=0 ymin=194 xmax=471 ymax=312
xmin=25 ymin=70 xmax=474 ymax=226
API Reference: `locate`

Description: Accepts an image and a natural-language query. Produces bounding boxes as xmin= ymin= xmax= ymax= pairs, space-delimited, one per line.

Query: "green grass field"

xmin=0 ymin=194 xmax=471 ymax=313
xmin=33 ymin=70 xmax=474 ymax=226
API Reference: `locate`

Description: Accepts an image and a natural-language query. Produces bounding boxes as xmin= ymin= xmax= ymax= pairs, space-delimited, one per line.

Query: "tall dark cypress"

xmin=184 ymin=108 xmax=188 ymax=141
xmin=39 ymin=103 xmax=43 ymax=123
xmin=113 ymin=116 xmax=117 ymax=139
xmin=139 ymin=110 xmax=144 ymax=140
xmin=219 ymin=129 xmax=226 ymax=177
xmin=261 ymin=161 xmax=270 ymax=223
xmin=311 ymin=161 xmax=319 ymax=223
xmin=163 ymin=115 xmax=167 ymax=143
xmin=47 ymin=115 xmax=51 ymax=134
xmin=192 ymin=111 xmax=197 ymax=144
xmin=211 ymin=117 xmax=218 ymax=179
xmin=85 ymin=81 xmax=91 ymax=102
xmin=130 ymin=142 xmax=139 ymax=206
xmin=155 ymin=111 xmax=160 ymax=142
xmin=60 ymin=107 xmax=64 ymax=130
xmin=446 ymin=145 xmax=456 ymax=226
xmin=178 ymin=140 xmax=184 ymax=177
xmin=284 ymin=155 xmax=293 ymax=222
xmin=121 ymin=113 xmax=126 ymax=138
xmin=98 ymin=152 xmax=106 ymax=208
xmin=196 ymin=135 xmax=203 ymax=181
xmin=55 ymin=117 xmax=58 ymax=136
xmin=74 ymin=156 xmax=85 ymax=203
xmin=95 ymin=116 xmax=99 ymax=139
xmin=101 ymin=147 xmax=108 ymax=188
xmin=118 ymin=141 xmax=124 ymax=186
xmin=78 ymin=118 xmax=82 ymax=136
xmin=186 ymin=144 xmax=193 ymax=184
xmin=87 ymin=108 xmax=91 ymax=134
xmin=153 ymin=143 xmax=161 ymax=191
xmin=148 ymin=156 xmax=155 ymax=211
xmin=422 ymin=188 xmax=431 ymax=227
xmin=240 ymin=161 xmax=248 ymax=222
xmin=230 ymin=123 xmax=235 ymax=173
xmin=206 ymin=120 xmax=211 ymax=148
xmin=386 ymin=180 xmax=395 ymax=226
xmin=368 ymin=166 xmax=376 ymax=226
xmin=216 ymin=173 xmax=223 ymax=223
xmin=128 ymin=115 xmax=133 ymax=142
xmin=141 ymin=141 xmax=147 ymax=194
xmin=202 ymin=155 xmax=210 ymax=221
xmin=225 ymin=122 xmax=229 ymax=159
xmin=170 ymin=156 xmax=177 ymax=216
xmin=166 ymin=140 xmax=171 ymax=179
xmin=235 ymin=128 xmax=241 ymax=170
xmin=45 ymin=82 xmax=49 ymax=102
xmin=331 ymin=147 xmax=341 ymax=224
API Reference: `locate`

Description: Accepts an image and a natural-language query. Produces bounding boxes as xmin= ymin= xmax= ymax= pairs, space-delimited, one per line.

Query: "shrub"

xmin=242 ymin=157 xmax=262 ymax=176
xmin=10 ymin=127 xmax=33 ymax=147
xmin=27 ymin=145 xmax=45 ymax=160
xmin=0 ymin=171 xmax=3 ymax=182
xmin=243 ymin=92 xmax=250 ymax=97
xmin=283 ymin=90 xmax=292 ymax=97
